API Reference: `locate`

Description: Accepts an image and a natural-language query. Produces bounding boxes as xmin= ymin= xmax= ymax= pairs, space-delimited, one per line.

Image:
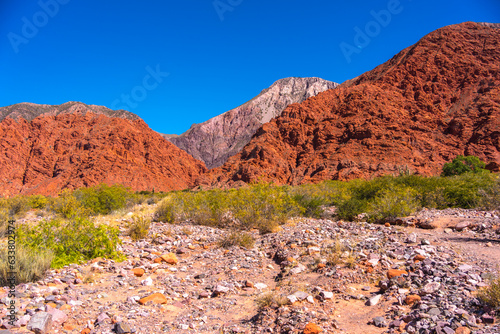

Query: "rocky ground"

xmin=1 ymin=207 xmax=499 ymax=334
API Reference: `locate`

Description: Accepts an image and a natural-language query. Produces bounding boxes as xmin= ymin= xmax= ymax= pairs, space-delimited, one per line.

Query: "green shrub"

xmin=366 ymin=186 xmax=420 ymax=223
xmin=442 ymin=155 xmax=488 ymax=176
xmin=478 ymin=178 xmax=500 ymax=210
xmin=16 ymin=217 xmax=124 ymax=268
xmin=336 ymin=198 xmax=368 ymax=221
xmin=155 ymin=190 xmax=230 ymax=226
xmin=291 ymin=189 xmax=327 ymax=218
xmin=229 ymin=184 xmax=302 ymax=233
xmin=49 ymin=190 xmax=89 ymax=218
xmin=27 ymin=195 xmax=48 ymax=209
xmin=444 ymin=173 xmax=495 ymax=208
xmin=0 ymin=244 xmax=53 ymax=285
xmin=154 ymin=195 xmax=178 ymax=223
xmin=127 ymin=215 xmax=151 ymax=241
xmin=154 ymin=184 xmax=301 ymax=233
xmin=74 ymin=184 xmax=131 ymax=215
xmin=478 ymin=276 xmax=500 ymax=310
xmin=218 ymin=231 xmax=255 ymax=249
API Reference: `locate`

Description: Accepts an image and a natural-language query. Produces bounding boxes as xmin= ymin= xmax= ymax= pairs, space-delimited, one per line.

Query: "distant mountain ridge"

xmin=166 ymin=77 xmax=338 ymax=169
xmin=0 ymin=101 xmax=140 ymax=122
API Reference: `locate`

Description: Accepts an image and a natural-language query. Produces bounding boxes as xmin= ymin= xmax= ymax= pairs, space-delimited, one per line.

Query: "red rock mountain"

xmin=0 ymin=105 xmax=206 ymax=196
xmin=165 ymin=77 xmax=338 ymax=169
xmin=200 ymin=22 xmax=500 ymax=187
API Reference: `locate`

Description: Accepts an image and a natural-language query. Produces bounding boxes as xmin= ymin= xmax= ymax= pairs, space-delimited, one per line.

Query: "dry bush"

xmin=218 ymin=231 xmax=255 ymax=249
xmin=127 ymin=215 xmax=151 ymax=241
xmin=0 ymin=245 xmax=53 ymax=285
xmin=255 ymin=292 xmax=288 ymax=310
xmin=478 ymin=276 xmax=500 ymax=310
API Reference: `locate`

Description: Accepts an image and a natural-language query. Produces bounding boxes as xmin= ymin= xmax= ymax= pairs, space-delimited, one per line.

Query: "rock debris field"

xmin=1 ymin=208 xmax=499 ymax=334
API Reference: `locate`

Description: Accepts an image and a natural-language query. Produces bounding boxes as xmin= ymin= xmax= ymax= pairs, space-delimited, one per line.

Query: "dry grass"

xmin=83 ymin=269 xmax=97 ymax=284
xmin=255 ymin=292 xmax=288 ymax=310
xmin=0 ymin=244 xmax=53 ymax=285
xmin=218 ymin=231 xmax=255 ymax=249
xmin=325 ymin=239 xmax=345 ymax=266
xmin=181 ymin=226 xmax=193 ymax=236
xmin=126 ymin=215 xmax=151 ymax=241
xmin=478 ymin=276 xmax=500 ymax=310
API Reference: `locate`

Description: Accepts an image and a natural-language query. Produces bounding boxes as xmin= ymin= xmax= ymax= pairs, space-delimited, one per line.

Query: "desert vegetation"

xmin=154 ymin=168 xmax=499 ymax=229
xmin=0 ymin=157 xmax=498 ymax=286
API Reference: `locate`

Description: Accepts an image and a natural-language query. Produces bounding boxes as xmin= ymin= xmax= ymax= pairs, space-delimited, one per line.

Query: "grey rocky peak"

xmin=478 ymin=22 xmax=500 ymax=29
xmin=0 ymin=101 xmax=140 ymax=122
xmin=166 ymin=77 xmax=338 ymax=169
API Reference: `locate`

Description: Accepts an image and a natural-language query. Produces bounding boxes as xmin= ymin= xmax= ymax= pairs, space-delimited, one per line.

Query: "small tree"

xmin=442 ymin=155 xmax=488 ymax=177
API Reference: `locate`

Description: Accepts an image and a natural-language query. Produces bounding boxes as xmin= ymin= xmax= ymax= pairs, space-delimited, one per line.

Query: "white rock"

xmin=141 ymin=277 xmax=153 ymax=286
xmin=367 ymin=294 xmax=382 ymax=306
xmin=289 ymin=264 xmax=306 ymax=275
xmin=459 ymin=264 xmax=473 ymax=272
xmin=321 ymin=291 xmax=333 ymax=299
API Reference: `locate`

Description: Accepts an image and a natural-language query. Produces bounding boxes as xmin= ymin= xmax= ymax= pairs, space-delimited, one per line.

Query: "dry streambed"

xmin=1 ymin=208 xmax=499 ymax=334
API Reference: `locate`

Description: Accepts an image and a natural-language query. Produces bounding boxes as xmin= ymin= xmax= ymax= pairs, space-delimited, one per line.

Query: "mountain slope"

xmin=167 ymin=77 xmax=338 ymax=169
xmin=0 ymin=111 xmax=206 ymax=196
xmin=199 ymin=22 xmax=500 ymax=187
xmin=0 ymin=101 xmax=139 ymax=122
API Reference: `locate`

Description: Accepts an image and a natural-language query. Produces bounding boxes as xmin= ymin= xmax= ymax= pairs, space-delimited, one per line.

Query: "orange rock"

xmin=413 ymin=254 xmax=426 ymax=262
xmin=387 ymin=269 xmax=408 ymax=279
xmin=317 ymin=263 xmax=326 ymax=269
xmin=405 ymin=294 xmax=421 ymax=306
xmin=455 ymin=327 xmax=471 ymax=334
xmin=153 ymin=257 xmax=163 ymax=263
xmin=188 ymin=245 xmax=195 ymax=250
xmin=63 ymin=324 xmax=75 ymax=330
xmin=47 ymin=302 xmax=57 ymax=308
xmin=385 ymin=223 xmax=391 ymax=227
xmin=399 ymin=321 xmax=407 ymax=332
xmin=161 ymin=253 xmax=178 ymax=265
xmin=138 ymin=293 xmax=168 ymax=305
xmin=60 ymin=304 xmax=72 ymax=311
xmin=132 ymin=268 xmax=145 ymax=277
xmin=47 ymin=283 xmax=57 ymax=287
xmin=287 ymin=257 xmax=297 ymax=263
xmin=303 ymin=322 xmax=323 ymax=334
xmin=81 ymin=329 xmax=91 ymax=334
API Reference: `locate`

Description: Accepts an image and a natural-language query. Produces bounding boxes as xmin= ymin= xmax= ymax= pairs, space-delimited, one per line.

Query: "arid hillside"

xmin=200 ymin=22 xmax=500 ymax=187
xmin=0 ymin=111 xmax=206 ymax=196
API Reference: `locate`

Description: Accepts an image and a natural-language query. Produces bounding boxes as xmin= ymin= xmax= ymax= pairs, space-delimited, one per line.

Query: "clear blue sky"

xmin=1 ymin=0 xmax=499 ymax=134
